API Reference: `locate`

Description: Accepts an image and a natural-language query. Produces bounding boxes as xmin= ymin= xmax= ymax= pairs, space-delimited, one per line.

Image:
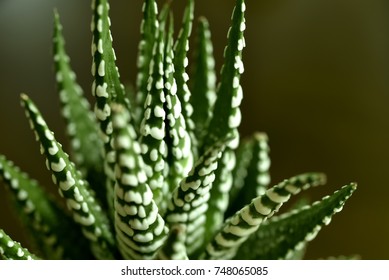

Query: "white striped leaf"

xmin=173 ymin=0 xmax=197 ymax=157
xmin=139 ymin=6 xmax=169 ymax=213
xmin=20 ymin=94 xmax=117 ymax=259
xmin=111 ymin=103 xmax=168 ymax=259
xmin=0 ymin=155 xmax=93 ymax=259
xmin=53 ymin=11 xmax=106 ymax=206
xmin=165 ymin=135 xmax=231 ymax=258
xmin=234 ymin=183 xmax=357 ymax=259
xmin=202 ymin=172 xmax=326 ymax=259
xmin=135 ymin=0 xmax=159 ymax=127
xmin=0 ymin=229 xmax=38 ymax=260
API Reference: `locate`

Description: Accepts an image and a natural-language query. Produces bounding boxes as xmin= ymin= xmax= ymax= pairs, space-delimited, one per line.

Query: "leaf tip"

xmin=20 ymin=93 xmax=29 ymax=101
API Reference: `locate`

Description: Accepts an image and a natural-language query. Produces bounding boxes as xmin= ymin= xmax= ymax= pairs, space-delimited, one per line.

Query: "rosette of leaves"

xmin=0 ymin=0 xmax=356 ymax=260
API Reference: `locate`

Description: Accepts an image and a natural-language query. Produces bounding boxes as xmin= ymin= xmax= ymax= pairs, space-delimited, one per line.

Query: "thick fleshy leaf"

xmin=173 ymin=0 xmax=197 ymax=157
xmin=201 ymin=172 xmax=326 ymax=260
xmin=234 ymin=183 xmax=357 ymax=260
xmin=165 ymin=137 xmax=230 ymax=258
xmin=190 ymin=17 xmax=217 ymax=149
xmin=227 ymin=132 xmax=271 ymax=216
xmin=0 ymin=229 xmax=38 ymax=260
xmin=203 ymin=0 xmax=246 ymax=150
xmin=91 ymin=0 xmax=135 ymax=217
xmin=204 ymin=131 xmax=239 ymax=245
xmin=53 ymin=11 xmax=106 ymax=206
xmin=91 ymin=0 xmax=130 ymax=138
xmin=53 ymin=11 xmax=103 ymax=176
xmin=198 ymin=0 xmax=247 ymax=234
xmin=163 ymin=12 xmax=193 ymax=194
xmin=0 ymin=155 xmax=93 ymax=259
xmin=139 ymin=8 xmax=169 ymax=213
xmin=135 ymin=0 xmax=159 ymax=126
xmin=111 ymin=103 xmax=168 ymax=260
xmin=20 ymin=94 xmax=117 ymax=259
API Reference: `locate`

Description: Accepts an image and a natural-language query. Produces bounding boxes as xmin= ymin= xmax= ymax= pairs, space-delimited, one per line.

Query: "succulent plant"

xmin=0 ymin=0 xmax=356 ymax=260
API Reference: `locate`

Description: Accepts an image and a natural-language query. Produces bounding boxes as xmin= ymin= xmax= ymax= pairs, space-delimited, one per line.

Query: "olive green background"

xmin=1 ymin=0 xmax=388 ymax=259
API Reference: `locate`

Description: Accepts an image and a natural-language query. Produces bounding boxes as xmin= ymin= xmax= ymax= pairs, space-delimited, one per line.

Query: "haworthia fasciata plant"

xmin=0 ymin=0 xmax=357 ymax=260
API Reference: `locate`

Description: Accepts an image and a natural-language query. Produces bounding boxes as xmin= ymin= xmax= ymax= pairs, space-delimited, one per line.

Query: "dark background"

xmin=1 ymin=0 xmax=388 ymax=259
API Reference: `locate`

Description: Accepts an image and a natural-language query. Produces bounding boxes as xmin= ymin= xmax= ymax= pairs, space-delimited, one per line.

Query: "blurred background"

xmin=1 ymin=0 xmax=389 ymax=259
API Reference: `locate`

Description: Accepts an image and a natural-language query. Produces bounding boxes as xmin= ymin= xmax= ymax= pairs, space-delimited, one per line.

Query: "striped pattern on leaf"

xmin=202 ymin=172 xmax=326 ymax=260
xmin=91 ymin=0 xmax=136 ymax=220
xmin=204 ymin=138 xmax=238 ymax=245
xmin=235 ymin=183 xmax=357 ymax=260
xmin=53 ymin=11 xmax=103 ymax=176
xmin=135 ymin=0 xmax=159 ymax=126
xmin=0 ymin=155 xmax=93 ymax=259
xmin=204 ymin=0 xmax=245 ymax=149
xmin=227 ymin=132 xmax=271 ymax=216
xmin=20 ymin=94 xmax=116 ymax=259
xmin=139 ymin=8 xmax=169 ymax=213
xmin=165 ymin=138 xmax=229 ymax=257
xmin=91 ymin=0 xmax=129 ymax=141
xmin=53 ymin=11 xmax=106 ymax=208
xmin=0 ymin=229 xmax=38 ymax=260
xmin=111 ymin=103 xmax=168 ymax=260
xmin=163 ymin=11 xmax=194 ymax=194
xmin=196 ymin=0 xmax=247 ymax=235
xmin=0 ymin=0 xmax=359 ymax=261
xmin=173 ymin=0 xmax=197 ymax=156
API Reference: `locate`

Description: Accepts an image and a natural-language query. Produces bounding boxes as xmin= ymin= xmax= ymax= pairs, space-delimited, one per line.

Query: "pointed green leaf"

xmin=91 ymin=0 xmax=129 ymax=109
xmin=234 ymin=183 xmax=357 ymax=260
xmin=197 ymin=0 xmax=247 ymax=234
xmin=111 ymin=103 xmax=168 ymax=259
xmin=0 ymin=229 xmax=38 ymax=260
xmin=173 ymin=0 xmax=197 ymax=156
xmin=201 ymin=172 xmax=326 ymax=260
xmin=139 ymin=8 xmax=169 ymax=213
xmin=0 ymin=155 xmax=93 ymax=259
xmin=135 ymin=0 xmax=159 ymax=126
xmin=190 ymin=17 xmax=217 ymax=148
xmin=163 ymin=12 xmax=193 ymax=194
xmin=91 ymin=0 xmax=129 ymax=139
xmin=53 ymin=11 xmax=103 ymax=176
xmin=228 ymin=132 xmax=271 ymax=216
xmin=53 ymin=11 xmax=106 ymax=207
xmin=173 ymin=0 xmax=194 ymax=107
xmin=204 ymin=0 xmax=246 ymax=149
xmin=165 ymin=137 xmax=230 ymax=257
xmin=191 ymin=18 xmax=230 ymax=242
xmin=20 ymin=94 xmax=117 ymax=259
xmin=91 ymin=0 xmax=136 ymax=220
xmin=204 ymin=131 xmax=239 ymax=245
